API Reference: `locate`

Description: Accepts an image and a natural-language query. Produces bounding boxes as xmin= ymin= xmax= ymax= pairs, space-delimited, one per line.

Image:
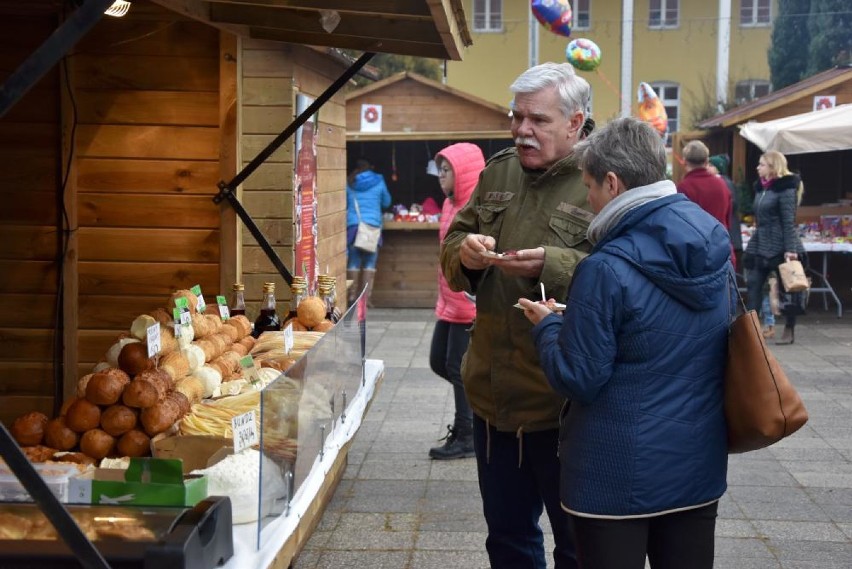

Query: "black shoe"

xmin=429 ymin=425 xmax=474 ymax=460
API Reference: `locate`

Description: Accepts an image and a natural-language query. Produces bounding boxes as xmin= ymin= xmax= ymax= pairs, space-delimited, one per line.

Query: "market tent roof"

xmin=738 ymin=104 xmax=852 ymax=155
xmin=150 ymin=0 xmax=472 ymax=60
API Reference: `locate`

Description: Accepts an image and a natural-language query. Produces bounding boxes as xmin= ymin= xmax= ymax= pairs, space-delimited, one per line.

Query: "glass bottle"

xmin=230 ymin=283 xmax=246 ymax=316
xmin=282 ymin=276 xmax=307 ymax=328
xmin=318 ymin=274 xmax=339 ymax=322
xmin=252 ymin=282 xmax=280 ymax=338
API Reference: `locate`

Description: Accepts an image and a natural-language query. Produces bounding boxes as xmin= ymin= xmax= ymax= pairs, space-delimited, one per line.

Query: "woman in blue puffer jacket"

xmin=346 ymin=158 xmax=391 ymax=307
xmin=520 ymin=118 xmax=730 ymax=569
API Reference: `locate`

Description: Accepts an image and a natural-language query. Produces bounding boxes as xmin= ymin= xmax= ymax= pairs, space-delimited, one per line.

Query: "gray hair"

xmin=510 ymin=62 xmax=591 ymax=118
xmin=574 ymin=117 xmax=667 ymax=189
xmin=682 ymin=140 xmax=709 ymax=166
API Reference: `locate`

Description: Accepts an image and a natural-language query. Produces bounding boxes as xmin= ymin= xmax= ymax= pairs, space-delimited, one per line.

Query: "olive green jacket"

xmin=440 ymin=148 xmax=594 ymax=433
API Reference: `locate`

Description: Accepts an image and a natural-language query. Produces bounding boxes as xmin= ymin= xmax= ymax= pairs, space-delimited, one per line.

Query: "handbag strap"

xmin=353 ymin=197 xmax=363 ymax=222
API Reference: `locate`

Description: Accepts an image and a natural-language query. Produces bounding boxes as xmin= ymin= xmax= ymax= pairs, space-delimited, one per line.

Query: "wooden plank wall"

xmin=239 ymin=41 xmax=348 ymax=316
xmin=346 ymin=77 xmax=510 ymax=133
xmin=0 ymin=2 xmax=62 ymax=423
xmin=69 ymin=4 xmax=222 ymax=390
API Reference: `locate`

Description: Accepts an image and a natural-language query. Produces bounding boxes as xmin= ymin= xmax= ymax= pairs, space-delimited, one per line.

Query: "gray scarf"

xmin=586 ymin=180 xmax=677 ymax=245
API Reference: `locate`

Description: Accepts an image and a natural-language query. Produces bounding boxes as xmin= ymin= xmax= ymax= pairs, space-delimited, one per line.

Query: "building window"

xmin=650 ymin=82 xmax=679 ymax=147
xmin=649 ymin=0 xmax=678 ymax=29
xmin=735 ymin=80 xmax=771 ymax=104
xmin=574 ymin=0 xmax=591 ymax=30
xmin=473 ymin=0 xmax=503 ymax=32
xmin=740 ymin=0 xmax=771 ymax=27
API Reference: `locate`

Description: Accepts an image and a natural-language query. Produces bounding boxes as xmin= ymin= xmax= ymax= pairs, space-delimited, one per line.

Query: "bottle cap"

xmin=233 ymin=283 xmax=245 ymax=291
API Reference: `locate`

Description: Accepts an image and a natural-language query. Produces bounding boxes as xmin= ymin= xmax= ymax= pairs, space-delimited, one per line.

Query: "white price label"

xmin=195 ymin=294 xmax=206 ymax=314
xmin=231 ymin=410 xmax=258 ymax=453
xmin=218 ymin=304 xmax=230 ymax=319
xmin=283 ymin=322 xmax=294 ymax=354
xmin=179 ymin=309 xmax=191 ymax=325
xmin=239 ymin=355 xmax=261 ymax=387
xmin=146 ymin=323 xmax=161 ymax=357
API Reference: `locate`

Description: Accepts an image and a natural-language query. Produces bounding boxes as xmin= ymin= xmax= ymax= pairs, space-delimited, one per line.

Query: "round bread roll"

xmin=65 ymin=399 xmax=102 ymax=433
xmin=44 ymin=417 xmax=79 ymax=451
xmin=80 ymin=429 xmax=116 ymax=460
xmin=100 ymin=405 xmax=138 ymax=437
xmin=117 ymin=429 xmax=150 ymax=457
xmin=170 ymin=289 xmax=199 ymax=313
xmin=118 ymin=342 xmax=154 ymax=377
xmin=150 ymin=307 xmax=173 ymax=325
xmin=77 ymin=373 xmax=94 ymax=398
xmin=297 ymin=296 xmax=326 ymax=328
xmin=288 ymin=319 xmax=309 ymax=331
xmin=130 ymin=314 xmax=158 ymax=341
xmin=11 ymin=412 xmax=49 ymax=446
xmin=313 ymin=319 xmax=334 ymax=332
xmin=85 ymin=368 xmax=130 ymax=406
xmin=105 ymin=337 xmax=140 ymax=369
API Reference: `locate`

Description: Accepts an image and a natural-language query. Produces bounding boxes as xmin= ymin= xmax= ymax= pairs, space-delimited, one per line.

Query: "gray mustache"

xmin=514 ymin=137 xmax=540 ymax=149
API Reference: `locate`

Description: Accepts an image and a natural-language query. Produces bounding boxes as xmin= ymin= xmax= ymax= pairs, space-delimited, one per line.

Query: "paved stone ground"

xmin=293 ymin=308 xmax=852 ymax=569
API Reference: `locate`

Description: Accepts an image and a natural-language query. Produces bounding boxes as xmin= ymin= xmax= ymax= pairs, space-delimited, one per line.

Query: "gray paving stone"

xmin=753 ymin=520 xmax=849 ymax=542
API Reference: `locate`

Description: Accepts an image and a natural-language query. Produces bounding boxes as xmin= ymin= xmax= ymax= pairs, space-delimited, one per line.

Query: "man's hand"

xmin=459 ymin=234 xmax=497 ymax=270
xmin=518 ymin=297 xmax=553 ymax=326
xmin=489 ymin=247 xmax=546 ymax=278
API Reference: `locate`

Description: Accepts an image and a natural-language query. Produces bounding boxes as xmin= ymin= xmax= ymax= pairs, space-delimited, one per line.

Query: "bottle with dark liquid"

xmin=252 ymin=282 xmax=280 ymax=338
xmin=282 ymin=277 xmax=307 ymax=329
xmin=318 ymin=275 xmax=339 ymax=323
xmin=230 ymin=283 xmax=246 ymax=316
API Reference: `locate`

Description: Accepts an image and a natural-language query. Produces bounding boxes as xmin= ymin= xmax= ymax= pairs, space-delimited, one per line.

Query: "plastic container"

xmin=0 ymin=462 xmax=79 ymax=503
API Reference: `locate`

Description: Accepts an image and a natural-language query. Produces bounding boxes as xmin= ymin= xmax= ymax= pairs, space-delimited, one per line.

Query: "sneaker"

xmin=429 ymin=425 xmax=475 ymax=460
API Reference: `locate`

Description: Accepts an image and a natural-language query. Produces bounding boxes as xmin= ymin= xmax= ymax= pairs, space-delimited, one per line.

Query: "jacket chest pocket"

xmin=476 ymin=204 xmax=509 ymax=238
xmin=544 ymin=213 xmax=589 ymax=248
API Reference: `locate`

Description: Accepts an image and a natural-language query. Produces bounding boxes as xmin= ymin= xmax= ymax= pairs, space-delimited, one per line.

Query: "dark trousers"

xmin=473 ymin=415 xmax=577 ymax=569
xmin=429 ymin=320 xmax=473 ymax=427
xmin=746 ymin=253 xmax=807 ymax=329
xmin=570 ymin=501 xmax=718 ymax=569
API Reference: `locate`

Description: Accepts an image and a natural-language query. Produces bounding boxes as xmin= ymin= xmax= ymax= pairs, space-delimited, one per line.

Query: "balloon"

xmin=636 ymin=82 xmax=668 ymax=138
xmin=531 ymin=0 xmax=573 ymax=38
xmin=565 ymin=38 xmax=601 ymax=72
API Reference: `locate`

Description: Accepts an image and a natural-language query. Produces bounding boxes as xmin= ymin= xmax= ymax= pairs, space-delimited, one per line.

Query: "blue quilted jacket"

xmin=532 ymin=193 xmax=730 ymax=518
xmin=347 ymin=170 xmax=391 ymax=227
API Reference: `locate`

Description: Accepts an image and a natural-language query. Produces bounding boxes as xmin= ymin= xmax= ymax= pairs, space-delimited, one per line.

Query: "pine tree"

xmin=806 ymin=0 xmax=852 ymax=75
xmin=768 ymin=0 xmax=811 ymax=90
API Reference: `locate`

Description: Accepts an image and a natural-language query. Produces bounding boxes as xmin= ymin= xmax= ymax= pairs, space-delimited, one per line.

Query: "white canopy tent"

xmin=738 ymin=104 xmax=852 ymax=155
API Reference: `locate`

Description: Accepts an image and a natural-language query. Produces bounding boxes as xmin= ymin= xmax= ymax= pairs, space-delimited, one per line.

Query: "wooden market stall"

xmin=0 ymin=1 xmax=471 ymax=566
xmin=345 ymin=72 xmax=513 ymax=307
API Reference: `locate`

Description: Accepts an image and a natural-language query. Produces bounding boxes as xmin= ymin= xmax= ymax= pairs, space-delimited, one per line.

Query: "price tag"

xmin=174 ymin=298 xmax=192 ymax=325
xmin=239 ymin=355 xmax=261 ymax=387
xmin=191 ymin=285 xmax=206 ymax=313
xmin=283 ymin=321 xmax=294 ymax=354
xmin=217 ymin=295 xmax=230 ymax=320
xmin=172 ymin=308 xmax=182 ymax=338
xmin=146 ymin=322 xmax=161 ymax=357
xmin=231 ymin=410 xmax=258 ymax=453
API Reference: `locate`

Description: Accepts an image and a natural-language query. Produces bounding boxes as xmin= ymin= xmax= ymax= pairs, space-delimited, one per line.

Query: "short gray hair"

xmin=682 ymin=140 xmax=709 ymax=166
xmin=510 ymin=62 xmax=591 ymax=118
xmin=574 ymin=117 xmax=667 ymax=189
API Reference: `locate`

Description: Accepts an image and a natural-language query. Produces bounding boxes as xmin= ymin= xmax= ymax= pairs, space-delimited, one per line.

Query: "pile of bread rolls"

xmin=9 ymin=288 xmax=257 ymax=464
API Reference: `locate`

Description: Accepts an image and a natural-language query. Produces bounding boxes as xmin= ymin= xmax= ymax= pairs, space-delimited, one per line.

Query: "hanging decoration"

xmin=636 ymin=82 xmax=668 ymax=138
xmin=531 ymin=0 xmax=573 ymax=38
xmin=565 ymin=38 xmax=601 ymax=72
xmin=391 ymin=142 xmax=398 ymax=182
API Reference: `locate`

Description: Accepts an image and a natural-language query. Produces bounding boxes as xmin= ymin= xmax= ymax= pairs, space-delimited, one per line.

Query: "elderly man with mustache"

xmin=440 ymin=62 xmax=593 ymax=569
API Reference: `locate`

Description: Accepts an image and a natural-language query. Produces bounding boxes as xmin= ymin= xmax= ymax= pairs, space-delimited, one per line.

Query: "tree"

xmin=806 ymin=0 xmax=852 ymax=75
xmin=768 ymin=0 xmax=811 ymax=90
xmin=342 ymin=50 xmax=442 ymax=86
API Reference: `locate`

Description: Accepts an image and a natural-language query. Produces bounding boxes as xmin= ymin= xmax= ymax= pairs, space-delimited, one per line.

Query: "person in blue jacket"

xmin=346 ymin=158 xmax=391 ymax=307
xmin=519 ymin=117 xmax=730 ymax=569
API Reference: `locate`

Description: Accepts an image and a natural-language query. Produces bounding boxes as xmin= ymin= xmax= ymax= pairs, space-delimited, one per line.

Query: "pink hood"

xmin=434 ymin=143 xmax=485 ymax=323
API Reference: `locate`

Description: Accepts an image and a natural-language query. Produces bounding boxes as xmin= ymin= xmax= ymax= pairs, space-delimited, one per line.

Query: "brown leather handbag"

xmin=725 ymin=277 xmax=808 ymax=453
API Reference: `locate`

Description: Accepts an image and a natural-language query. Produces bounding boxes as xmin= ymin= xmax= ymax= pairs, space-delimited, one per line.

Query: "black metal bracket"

xmin=0 ymin=0 xmax=116 ymax=119
xmin=0 ymin=423 xmax=111 ymax=569
xmin=214 ymin=52 xmax=376 ymax=285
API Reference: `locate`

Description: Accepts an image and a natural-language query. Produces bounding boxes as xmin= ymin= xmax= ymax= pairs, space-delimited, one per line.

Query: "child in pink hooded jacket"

xmin=428 ymin=142 xmax=485 ymax=460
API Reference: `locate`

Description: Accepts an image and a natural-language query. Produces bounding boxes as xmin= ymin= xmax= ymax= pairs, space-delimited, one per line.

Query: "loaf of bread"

xmin=80 ymin=429 xmax=116 ymax=460
xmin=117 ymin=429 xmax=151 ymax=457
xmin=117 ymin=342 xmax=154 ymax=377
xmin=100 ymin=404 xmax=138 ymax=437
xmin=65 ymin=399 xmax=102 ymax=433
xmin=122 ymin=369 xmax=171 ymax=409
xmin=11 ymin=412 xmax=49 ymax=446
xmin=160 ymin=351 xmax=190 ymax=382
xmin=140 ymin=397 xmax=181 ymax=436
xmin=44 ymin=417 xmax=79 ymax=451
xmin=85 ymin=368 xmax=131 ymax=406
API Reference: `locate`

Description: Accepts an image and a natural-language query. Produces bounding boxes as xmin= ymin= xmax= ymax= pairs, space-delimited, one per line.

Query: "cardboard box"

xmin=151 ymin=435 xmax=234 ymax=474
xmin=68 ymin=458 xmax=207 ymax=507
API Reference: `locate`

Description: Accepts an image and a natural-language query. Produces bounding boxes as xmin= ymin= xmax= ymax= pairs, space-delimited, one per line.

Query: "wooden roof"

xmin=345 ymin=71 xmax=511 ymax=140
xmin=698 ymin=65 xmax=852 ymax=129
xmin=150 ymin=0 xmax=472 ymax=60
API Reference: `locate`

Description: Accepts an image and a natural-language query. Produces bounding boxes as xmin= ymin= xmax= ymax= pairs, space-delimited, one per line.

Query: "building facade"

xmin=448 ymin=0 xmax=774 ymax=144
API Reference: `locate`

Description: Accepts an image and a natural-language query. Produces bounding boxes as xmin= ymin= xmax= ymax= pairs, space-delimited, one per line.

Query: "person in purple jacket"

xmin=520 ymin=117 xmax=730 ymax=569
xmin=428 ymin=142 xmax=485 ymax=459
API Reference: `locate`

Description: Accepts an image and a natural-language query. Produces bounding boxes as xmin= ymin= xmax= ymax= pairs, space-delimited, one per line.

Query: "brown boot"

xmin=346 ymin=269 xmax=360 ymax=305
xmin=362 ymin=268 xmax=377 ymax=308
